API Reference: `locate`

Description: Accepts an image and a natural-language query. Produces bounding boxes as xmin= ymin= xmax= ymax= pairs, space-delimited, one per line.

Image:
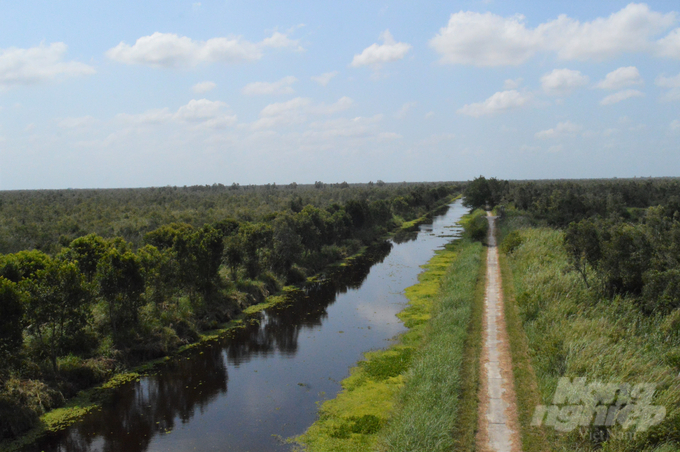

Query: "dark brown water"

xmin=32 ymin=200 xmax=467 ymax=452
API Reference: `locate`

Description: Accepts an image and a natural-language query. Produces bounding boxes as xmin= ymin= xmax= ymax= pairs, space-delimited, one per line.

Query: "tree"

xmin=0 ymin=250 xmax=51 ymax=283
xmin=96 ymin=248 xmax=145 ymax=339
xmin=24 ymin=262 xmax=92 ymax=373
xmin=463 ymin=176 xmax=493 ymax=210
xmin=564 ymin=220 xmax=601 ymax=288
xmin=64 ymin=234 xmax=109 ymax=281
xmin=0 ymin=278 xmax=24 ymax=378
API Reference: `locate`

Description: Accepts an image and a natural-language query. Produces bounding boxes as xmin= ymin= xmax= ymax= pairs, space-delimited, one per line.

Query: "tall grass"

xmin=505 ymin=227 xmax=680 ymax=451
xmin=377 ymin=240 xmax=483 ymax=451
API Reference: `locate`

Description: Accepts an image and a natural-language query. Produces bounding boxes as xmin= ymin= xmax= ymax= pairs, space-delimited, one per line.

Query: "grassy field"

xmin=503 ymin=226 xmax=680 ymax=451
xmin=293 ymin=237 xmax=484 ymax=451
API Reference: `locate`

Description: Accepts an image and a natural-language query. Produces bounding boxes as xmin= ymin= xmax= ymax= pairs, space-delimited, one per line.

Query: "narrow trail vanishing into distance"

xmin=476 ymin=213 xmax=522 ymax=452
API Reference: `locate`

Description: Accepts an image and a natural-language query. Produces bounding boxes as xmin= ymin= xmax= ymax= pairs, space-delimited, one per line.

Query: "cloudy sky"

xmin=1 ymin=1 xmax=679 ymax=189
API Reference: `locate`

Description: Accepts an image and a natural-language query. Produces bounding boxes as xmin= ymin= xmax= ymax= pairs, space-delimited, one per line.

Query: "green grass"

xmin=505 ymin=227 xmax=680 ymax=452
xmin=377 ymin=239 xmax=483 ymax=452
xmin=292 ymin=238 xmax=483 ymax=452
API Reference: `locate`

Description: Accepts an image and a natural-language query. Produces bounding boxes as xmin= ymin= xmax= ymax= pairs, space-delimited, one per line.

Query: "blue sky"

xmin=0 ymin=1 xmax=678 ymax=189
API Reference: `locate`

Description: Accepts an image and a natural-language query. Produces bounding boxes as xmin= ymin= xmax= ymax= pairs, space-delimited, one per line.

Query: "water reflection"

xmin=32 ymin=201 xmax=467 ymax=452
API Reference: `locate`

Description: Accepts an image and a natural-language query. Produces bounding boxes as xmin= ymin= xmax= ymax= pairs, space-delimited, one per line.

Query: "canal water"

xmin=33 ymin=200 xmax=468 ymax=452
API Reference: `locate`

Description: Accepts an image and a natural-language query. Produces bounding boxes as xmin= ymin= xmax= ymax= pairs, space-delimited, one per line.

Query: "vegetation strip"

xmin=294 ymin=234 xmax=483 ymax=451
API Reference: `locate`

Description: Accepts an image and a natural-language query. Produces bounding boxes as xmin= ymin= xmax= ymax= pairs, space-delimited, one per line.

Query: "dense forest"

xmin=0 ymin=181 xmax=458 ymax=441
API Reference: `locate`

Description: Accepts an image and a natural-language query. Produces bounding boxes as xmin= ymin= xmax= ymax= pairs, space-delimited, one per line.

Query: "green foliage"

xmin=500 ymin=229 xmax=524 ymax=254
xmin=0 ymin=279 xmax=24 ymax=373
xmin=23 ymin=261 xmax=92 ymax=373
xmin=0 ymin=250 xmax=51 ymax=283
xmin=460 ymin=209 xmax=489 ymax=242
xmin=463 ymin=176 xmax=508 ymax=209
xmin=564 ymin=219 xmax=601 ymax=287
xmin=96 ymin=248 xmax=145 ymax=340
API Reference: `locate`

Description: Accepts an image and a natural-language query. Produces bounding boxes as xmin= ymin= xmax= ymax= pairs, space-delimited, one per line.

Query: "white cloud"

xmin=24 ymin=123 xmax=36 ymax=133
xmin=58 ymin=116 xmax=96 ymax=128
xmin=116 ymin=99 xmax=236 ymax=128
xmin=192 ymin=81 xmax=216 ymax=94
xmin=671 ymin=119 xmax=680 ymax=130
xmin=655 ymin=72 xmax=680 ymax=101
xmin=394 ymin=101 xmax=417 ymax=119
xmin=596 ymin=67 xmax=644 ymax=90
xmin=429 ymin=4 xmax=677 ymax=66
xmin=300 ymin=115 xmax=383 ymax=142
xmin=351 ymin=30 xmax=411 ymax=68
xmin=600 ymin=89 xmax=644 ymax=105
xmin=425 ymin=111 xmax=435 ymax=119
xmin=251 ymin=96 xmax=354 ymax=130
xmin=535 ymin=121 xmax=582 ymax=139
xmin=548 ymin=144 xmax=564 ymax=153
xmin=457 ymin=90 xmax=530 ymax=117
xmin=0 ymin=42 xmax=95 ymax=88
xmin=602 ymin=128 xmax=619 ymax=137
xmin=503 ymin=78 xmax=523 ymax=89
xmin=106 ymin=31 xmax=302 ymax=68
xmin=311 ymin=71 xmax=338 ymax=86
xmin=242 ymin=76 xmax=297 ymax=95
xmin=430 ymin=12 xmax=541 ymax=66
xmin=657 ymin=28 xmax=680 ymax=58
xmin=540 ymin=69 xmax=589 ymax=95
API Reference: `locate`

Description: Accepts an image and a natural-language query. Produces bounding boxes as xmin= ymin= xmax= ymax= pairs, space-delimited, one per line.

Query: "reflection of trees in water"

xmin=35 ymin=345 xmax=228 ymax=452
xmin=35 ymin=238 xmax=396 ymax=452
xmin=223 ymin=241 xmax=393 ymax=365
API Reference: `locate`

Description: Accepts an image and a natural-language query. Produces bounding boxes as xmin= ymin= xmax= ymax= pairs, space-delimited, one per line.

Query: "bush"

xmin=500 ymin=230 xmax=524 ymax=254
xmin=460 ymin=209 xmax=489 ymax=242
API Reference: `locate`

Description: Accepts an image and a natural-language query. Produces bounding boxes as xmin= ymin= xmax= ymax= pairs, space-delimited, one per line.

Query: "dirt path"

xmin=476 ymin=213 xmax=522 ymax=452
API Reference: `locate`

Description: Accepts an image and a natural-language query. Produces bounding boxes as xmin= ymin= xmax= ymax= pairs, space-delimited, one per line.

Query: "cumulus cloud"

xmin=540 ymin=69 xmax=589 ymax=95
xmin=351 ymin=30 xmax=411 ymax=68
xmin=429 ymin=4 xmax=678 ymax=66
xmin=311 ymin=71 xmax=338 ymax=86
xmin=457 ymin=90 xmax=531 ymax=117
xmin=600 ymin=89 xmax=645 ymax=105
xmin=192 ymin=81 xmax=216 ymax=94
xmin=425 ymin=111 xmax=435 ymax=119
xmin=301 ymin=115 xmax=384 ymax=142
xmin=250 ymin=96 xmax=354 ymax=130
xmin=117 ymin=99 xmax=236 ymax=128
xmin=0 ymin=42 xmax=95 ymax=88
xmin=394 ymin=101 xmax=417 ymax=119
xmin=657 ymin=28 xmax=680 ymax=58
xmin=535 ymin=121 xmax=582 ymax=139
xmin=655 ymin=72 xmax=680 ymax=101
xmin=242 ymin=76 xmax=297 ymax=95
xmin=106 ymin=31 xmax=302 ymax=68
xmin=58 ymin=116 xmax=97 ymax=128
xmin=596 ymin=66 xmax=644 ymax=90
xmin=671 ymin=119 xmax=680 ymax=130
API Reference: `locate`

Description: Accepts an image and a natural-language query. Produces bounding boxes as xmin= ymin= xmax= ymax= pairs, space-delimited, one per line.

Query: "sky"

xmin=0 ymin=1 xmax=679 ymax=189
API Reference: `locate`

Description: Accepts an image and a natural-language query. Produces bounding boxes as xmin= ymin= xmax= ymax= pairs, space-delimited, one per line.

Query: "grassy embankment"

xmin=294 ymin=221 xmax=485 ymax=451
xmin=2 ymin=196 xmax=461 ymax=452
xmin=498 ymin=221 xmax=680 ymax=451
